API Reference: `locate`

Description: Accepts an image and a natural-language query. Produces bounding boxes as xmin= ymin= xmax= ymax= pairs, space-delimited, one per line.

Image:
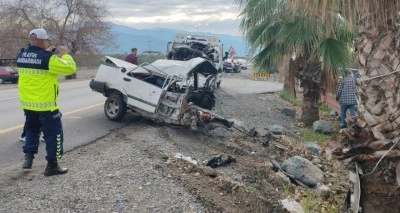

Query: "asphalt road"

xmin=0 ymin=79 xmax=130 ymax=168
xmin=0 ymin=67 xmax=283 ymax=169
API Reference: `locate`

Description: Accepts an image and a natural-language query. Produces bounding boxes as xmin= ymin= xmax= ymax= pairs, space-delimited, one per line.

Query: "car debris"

xmin=262 ymin=132 xmax=279 ymax=147
xmin=89 ymin=56 xmax=234 ymax=132
xmin=174 ymin=153 xmax=198 ymax=165
xmin=206 ymin=155 xmax=236 ymax=168
xmin=344 ymin=162 xmax=362 ymax=213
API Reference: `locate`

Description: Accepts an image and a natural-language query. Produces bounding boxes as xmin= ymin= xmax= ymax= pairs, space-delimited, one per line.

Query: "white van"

xmin=236 ymin=59 xmax=248 ymax=69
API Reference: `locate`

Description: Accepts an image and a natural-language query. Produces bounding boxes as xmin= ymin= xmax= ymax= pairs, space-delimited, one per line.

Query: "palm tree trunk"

xmin=282 ymin=54 xmax=297 ymax=99
xmin=295 ymin=57 xmax=321 ymax=126
xmin=300 ymin=79 xmax=320 ymax=126
xmin=351 ymin=22 xmax=400 ymax=212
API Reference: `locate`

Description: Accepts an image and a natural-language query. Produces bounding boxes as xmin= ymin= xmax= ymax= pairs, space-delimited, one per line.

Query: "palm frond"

xmin=280 ymin=17 xmax=319 ymax=51
xmin=252 ymin=42 xmax=286 ymax=73
xmin=286 ymin=0 xmax=400 ymax=29
xmin=315 ymin=38 xmax=352 ymax=75
xmin=237 ymin=0 xmax=355 ymax=76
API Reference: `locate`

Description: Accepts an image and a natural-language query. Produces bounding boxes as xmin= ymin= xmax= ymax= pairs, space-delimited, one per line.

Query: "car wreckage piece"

xmin=344 ymin=162 xmax=362 ymax=213
xmin=89 ymin=56 xmax=233 ymax=132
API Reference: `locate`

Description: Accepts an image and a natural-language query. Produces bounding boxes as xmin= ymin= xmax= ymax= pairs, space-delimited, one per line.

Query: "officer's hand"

xmin=46 ymin=46 xmax=56 ymax=53
xmin=58 ymin=46 xmax=69 ymax=56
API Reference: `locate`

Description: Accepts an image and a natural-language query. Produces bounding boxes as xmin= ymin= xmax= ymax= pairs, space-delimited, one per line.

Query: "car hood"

xmin=103 ymin=56 xmax=137 ymax=69
xmin=102 ymin=56 xmax=152 ymax=73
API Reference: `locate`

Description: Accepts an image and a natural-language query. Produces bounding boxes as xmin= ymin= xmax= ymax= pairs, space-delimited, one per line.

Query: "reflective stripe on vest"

xmin=20 ymin=101 xmax=57 ymax=109
xmin=18 ymin=68 xmax=48 ymax=75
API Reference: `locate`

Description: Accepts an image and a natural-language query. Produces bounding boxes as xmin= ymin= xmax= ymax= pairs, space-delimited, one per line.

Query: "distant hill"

xmin=105 ymin=22 xmax=248 ymax=57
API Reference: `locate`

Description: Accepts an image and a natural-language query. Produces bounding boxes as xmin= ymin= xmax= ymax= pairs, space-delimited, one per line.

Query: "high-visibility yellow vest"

xmin=17 ymin=45 xmax=76 ymax=112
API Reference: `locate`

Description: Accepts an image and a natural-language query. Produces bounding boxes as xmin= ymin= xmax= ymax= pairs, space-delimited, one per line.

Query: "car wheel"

xmin=104 ymin=92 xmax=127 ymax=121
xmin=217 ymin=81 xmax=221 ymax=88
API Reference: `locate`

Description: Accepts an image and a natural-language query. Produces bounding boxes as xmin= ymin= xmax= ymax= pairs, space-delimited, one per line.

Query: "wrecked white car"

xmin=89 ymin=56 xmax=233 ymax=131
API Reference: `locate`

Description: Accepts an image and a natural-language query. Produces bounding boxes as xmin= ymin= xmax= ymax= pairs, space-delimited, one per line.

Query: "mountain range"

xmin=106 ymin=22 xmax=248 ymax=57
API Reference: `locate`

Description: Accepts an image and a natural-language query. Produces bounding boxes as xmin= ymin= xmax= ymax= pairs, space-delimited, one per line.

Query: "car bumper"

xmin=223 ymin=68 xmax=234 ymax=73
xmin=89 ymin=79 xmax=107 ymax=94
xmin=0 ymin=76 xmax=18 ymax=83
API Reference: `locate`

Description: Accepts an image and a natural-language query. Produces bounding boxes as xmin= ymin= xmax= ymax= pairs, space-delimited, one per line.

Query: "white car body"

xmin=89 ymin=56 xmax=233 ymax=130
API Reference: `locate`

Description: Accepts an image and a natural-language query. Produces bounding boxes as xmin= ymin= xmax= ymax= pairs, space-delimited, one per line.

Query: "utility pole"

xmin=147 ymin=40 xmax=152 ymax=51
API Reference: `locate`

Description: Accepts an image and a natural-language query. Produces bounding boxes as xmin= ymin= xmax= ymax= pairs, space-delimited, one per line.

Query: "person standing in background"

xmin=125 ymin=48 xmax=139 ymax=65
xmin=17 ymin=28 xmax=76 ymax=176
xmin=336 ymin=69 xmax=357 ymax=129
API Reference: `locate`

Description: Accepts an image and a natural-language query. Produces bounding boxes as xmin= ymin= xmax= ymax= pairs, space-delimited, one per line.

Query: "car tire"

xmin=217 ymin=81 xmax=221 ymax=88
xmin=104 ymin=92 xmax=127 ymax=121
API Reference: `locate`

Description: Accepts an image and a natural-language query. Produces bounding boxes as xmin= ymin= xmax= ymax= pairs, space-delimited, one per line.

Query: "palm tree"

xmin=236 ymin=0 xmax=354 ymax=126
xmin=247 ymin=0 xmax=400 ymax=211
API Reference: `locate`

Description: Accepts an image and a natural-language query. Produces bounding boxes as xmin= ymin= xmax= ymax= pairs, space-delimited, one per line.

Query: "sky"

xmin=106 ymin=0 xmax=243 ymax=36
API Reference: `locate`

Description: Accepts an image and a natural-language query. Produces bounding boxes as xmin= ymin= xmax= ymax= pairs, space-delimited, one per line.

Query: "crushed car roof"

xmin=102 ymin=56 xmax=217 ymax=79
xmin=103 ymin=56 xmax=217 ymax=78
xmin=144 ymin=58 xmax=217 ymax=78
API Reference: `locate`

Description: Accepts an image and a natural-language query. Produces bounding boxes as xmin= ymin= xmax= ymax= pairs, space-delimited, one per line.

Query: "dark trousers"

xmin=21 ymin=112 xmax=42 ymax=138
xmin=340 ymin=104 xmax=356 ymax=128
xmin=21 ymin=114 xmax=27 ymax=137
xmin=23 ymin=109 xmax=64 ymax=162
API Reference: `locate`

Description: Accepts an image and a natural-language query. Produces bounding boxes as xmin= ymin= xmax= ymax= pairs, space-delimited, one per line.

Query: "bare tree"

xmin=0 ymin=0 xmax=116 ymax=71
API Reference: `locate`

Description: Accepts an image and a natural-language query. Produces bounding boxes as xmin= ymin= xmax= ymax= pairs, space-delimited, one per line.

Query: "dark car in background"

xmin=223 ymin=61 xmax=241 ymax=73
xmin=0 ymin=66 xmax=18 ymax=83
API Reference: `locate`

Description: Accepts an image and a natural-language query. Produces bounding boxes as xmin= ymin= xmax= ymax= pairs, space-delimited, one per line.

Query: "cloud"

xmin=106 ymin=0 xmax=242 ymax=35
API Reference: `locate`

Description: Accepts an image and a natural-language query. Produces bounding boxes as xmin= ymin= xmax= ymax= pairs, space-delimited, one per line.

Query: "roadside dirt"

xmin=0 ymin=70 xmax=352 ymax=212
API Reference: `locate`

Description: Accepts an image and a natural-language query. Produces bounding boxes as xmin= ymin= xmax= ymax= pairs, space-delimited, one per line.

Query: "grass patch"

xmin=300 ymin=190 xmax=341 ymax=213
xmin=319 ymin=104 xmax=332 ymax=113
xmin=301 ymin=128 xmax=331 ymax=145
xmin=279 ymin=91 xmax=302 ymax=106
xmin=282 ymin=182 xmax=294 ymax=195
xmin=244 ymin=184 xmax=258 ymax=193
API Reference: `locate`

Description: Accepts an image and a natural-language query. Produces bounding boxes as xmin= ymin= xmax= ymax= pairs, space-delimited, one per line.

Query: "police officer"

xmin=17 ymin=28 xmax=76 ymax=176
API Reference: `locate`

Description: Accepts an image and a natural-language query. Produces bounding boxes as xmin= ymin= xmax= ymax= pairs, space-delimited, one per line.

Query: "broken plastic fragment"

xmin=174 ymin=153 xmax=198 ymax=165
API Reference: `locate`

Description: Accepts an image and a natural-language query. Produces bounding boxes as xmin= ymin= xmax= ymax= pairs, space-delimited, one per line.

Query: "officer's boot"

xmin=44 ymin=161 xmax=68 ymax=176
xmin=22 ymin=153 xmax=35 ymax=169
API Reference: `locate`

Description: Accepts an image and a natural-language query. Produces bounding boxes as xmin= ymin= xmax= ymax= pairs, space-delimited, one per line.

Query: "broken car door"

xmin=122 ymin=71 xmax=164 ymax=113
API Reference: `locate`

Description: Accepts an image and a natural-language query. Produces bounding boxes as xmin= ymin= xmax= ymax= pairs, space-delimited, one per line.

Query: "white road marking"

xmin=0 ymin=103 xmax=103 ymax=134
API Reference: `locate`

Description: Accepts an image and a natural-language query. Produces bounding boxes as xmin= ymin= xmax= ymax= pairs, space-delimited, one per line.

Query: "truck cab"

xmin=166 ymin=34 xmax=223 ymax=89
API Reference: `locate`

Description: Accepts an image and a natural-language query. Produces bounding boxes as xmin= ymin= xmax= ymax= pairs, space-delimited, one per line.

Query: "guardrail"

xmin=250 ymin=72 xmax=279 ymax=81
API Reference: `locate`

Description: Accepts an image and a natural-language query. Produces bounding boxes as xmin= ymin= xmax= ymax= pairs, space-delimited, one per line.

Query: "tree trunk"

xmin=337 ymin=22 xmax=400 ymax=212
xmin=299 ymin=78 xmax=320 ymax=126
xmin=295 ymin=53 xmax=321 ymax=126
xmin=282 ymin=54 xmax=297 ymax=99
